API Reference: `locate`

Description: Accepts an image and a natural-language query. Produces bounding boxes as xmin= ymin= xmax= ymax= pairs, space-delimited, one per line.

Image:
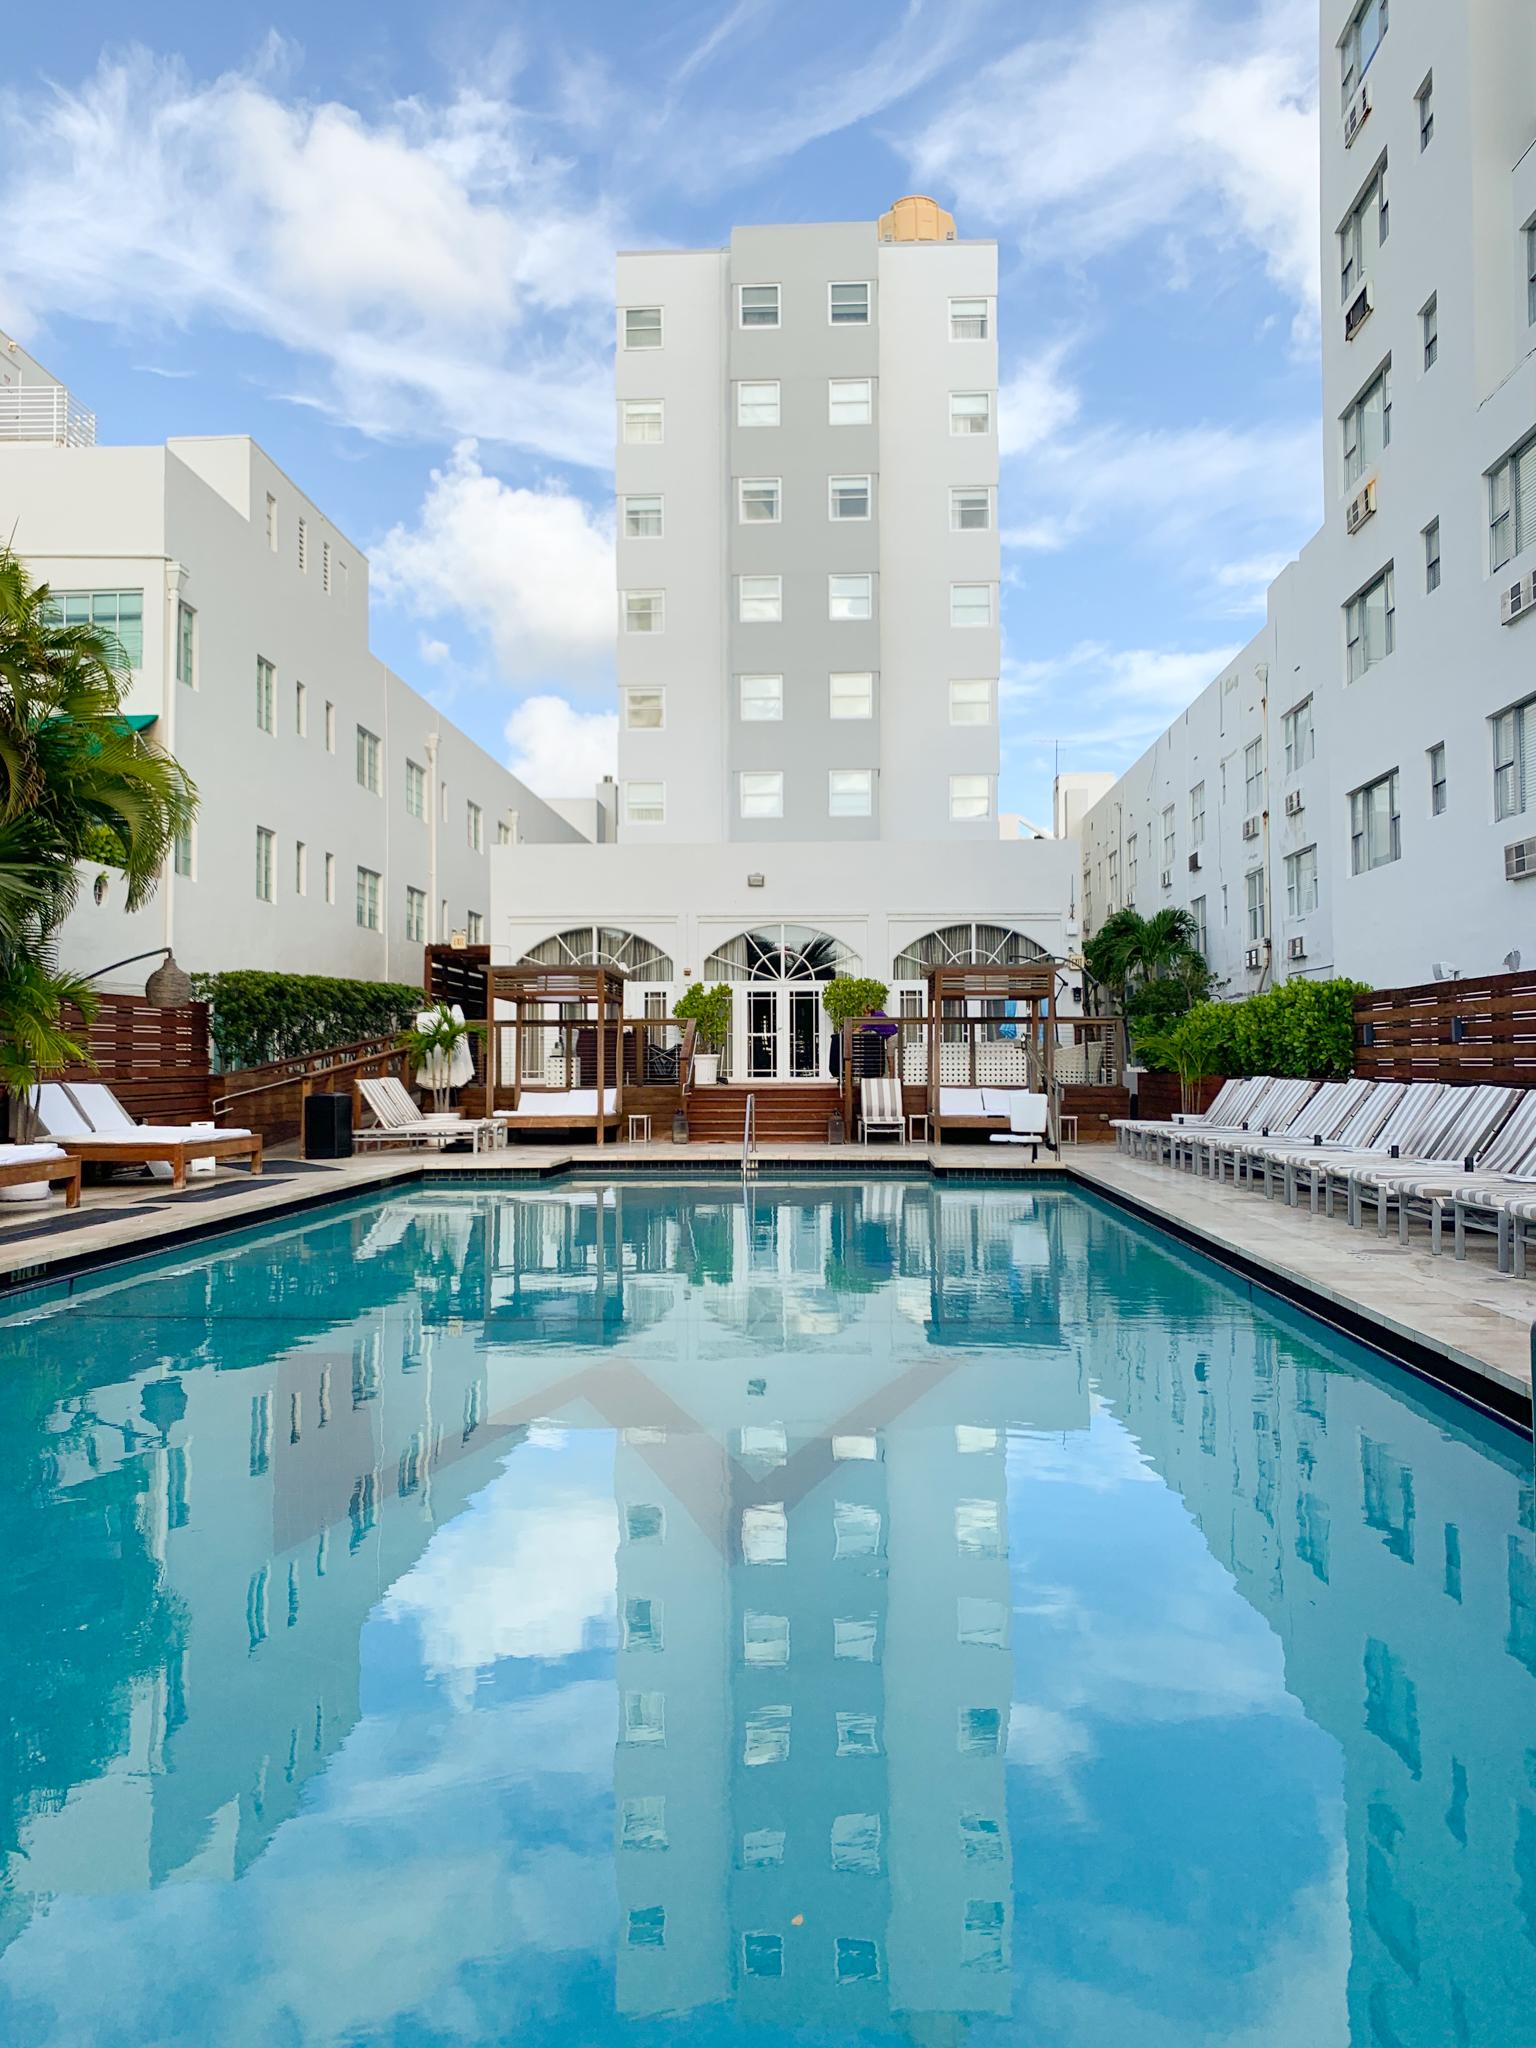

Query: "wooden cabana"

xmin=924 ymin=962 xmax=1055 ymax=1143
xmin=484 ymin=965 xmax=627 ymax=1144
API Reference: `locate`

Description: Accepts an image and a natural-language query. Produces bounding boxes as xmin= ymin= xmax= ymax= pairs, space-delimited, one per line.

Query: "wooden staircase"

xmin=685 ymin=1084 xmax=843 ymax=1145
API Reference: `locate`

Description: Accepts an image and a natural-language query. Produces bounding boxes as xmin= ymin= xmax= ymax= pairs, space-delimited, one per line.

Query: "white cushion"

xmin=939 ymin=1088 xmax=987 ymax=1117
xmin=0 ymin=1143 xmax=67 ymax=1164
xmin=65 ymin=1125 xmax=253 ymax=1144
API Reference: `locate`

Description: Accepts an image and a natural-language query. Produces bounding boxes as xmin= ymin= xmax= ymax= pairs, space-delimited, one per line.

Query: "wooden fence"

xmin=1355 ymin=969 xmax=1536 ymax=1085
xmin=59 ymin=995 xmax=212 ymax=1124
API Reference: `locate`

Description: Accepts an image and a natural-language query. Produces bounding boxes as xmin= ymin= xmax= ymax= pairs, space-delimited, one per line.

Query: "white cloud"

xmin=998 ymin=344 xmax=1081 ymax=458
xmin=505 ymin=694 xmax=617 ymax=796
xmin=1007 ymin=639 xmax=1244 ymax=764
xmin=372 ymin=441 xmax=614 ymax=685
xmin=905 ymin=0 xmax=1320 ymax=335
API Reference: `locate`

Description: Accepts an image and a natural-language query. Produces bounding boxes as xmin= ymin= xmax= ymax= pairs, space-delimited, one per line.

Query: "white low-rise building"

xmin=1077 ymin=0 xmax=1536 ymax=992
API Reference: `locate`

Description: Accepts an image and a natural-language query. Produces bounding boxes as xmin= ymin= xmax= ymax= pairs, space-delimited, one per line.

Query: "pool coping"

xmin=2 ymin=1154 xmax=1530 ymax=1437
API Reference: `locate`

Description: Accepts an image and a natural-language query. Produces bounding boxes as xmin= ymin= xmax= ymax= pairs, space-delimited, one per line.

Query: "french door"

xmin=741 ymin=987 xmax=827 ymax=1081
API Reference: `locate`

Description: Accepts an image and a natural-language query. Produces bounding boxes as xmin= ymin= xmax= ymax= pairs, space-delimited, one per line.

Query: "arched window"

xmin=891 ymin=923 xmax=1051 ymax=979
xmin=704 ymin=924 xmax=857 ymax=982
xmin=520 ymin=926 xmax=674 ymax=980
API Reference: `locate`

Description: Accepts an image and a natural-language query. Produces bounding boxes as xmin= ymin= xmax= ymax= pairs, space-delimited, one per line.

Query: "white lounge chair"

xmin=988 ymin=1093 xmax=1051 ymax=1160
xmin=1240 ymin=1082 xmax=1407 ymax=1200
xmin=1115 ymin=1077 xmax=1278 ymax=1163
xmin=1332 ymin=1085 xmax=1518 ymax=1229
xmin=1274 ymin=1084 xmax=1447 ymax=1211
xmin=859 ymin=1077 xmax=905 ymax=1143
xmin=1173 ymin=1078 xmax=1320 ymax=1175
xmin=32 ymin=1082 xmax=262 ymax=1191
xmin=1208 ymin=1078 xmax=1375 ymax=1185
xmin=1348 ymin=1087 xmax=1536 ymax=1248
xmin=356 ymin=1076 xmax=501 ymax=1152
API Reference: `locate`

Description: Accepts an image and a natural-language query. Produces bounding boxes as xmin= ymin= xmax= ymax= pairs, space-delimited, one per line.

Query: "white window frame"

xmin=324 ymin=851 xmax=335 ymax=905
xmin=950 ymin=583 xmax=993 ymax=628
xmin=623 ymin=589 xmax=665 ymax=634
xmin=624 ymin=780 xmax=666 ymax=825
xmin=1245 ymin=866 xmax=1267 ymax=943
xmin=1493 ymin=696 xmax=1536 ymax=821
xmin=623 ymin=306 xmax=663 ymax=350
xmin=405 ymin=759 xmax=425 ymax=818
xmin=405 ymin=886 xmax=426 ymax=944
xmin=1345 ymin=565 xmax=1395 ymax=682
xmin=355 ymin=865 xmax=382 ymax=932
xmin=264 ymin=493 xmax=277 ymax=551
xmin=828 ymin=378 xmax=872 ymax=426
xmin=1490 ymin=430 xmax=1536 ymax=571
xmin=949 ymin=775 xmax=991 ymax=822
xmin=1191 ymin=895 xmax=1207 ymax=955
xmin=294 ymin=840 xmax=308 ymax=897
xmin=1190 ymin=781 xmax=1206 ymax=846
xmin=1428 ymin=742 xmax=1447 ymax=816
xmin=949 ymin=391 xmax=991 ymax=435
xmin=828 ymin=768 xmax=873 ymax=817
xmin=738 ymin=283 xmax=780 ymax=329
xmin=1416 ymin=70 xmax=1433 ymax=149
xmin=1161 ymin=804 xmax=1176 ymax=870
xmin=1349 ymin=769 xmax=1402 ymax=872
xmin=828 ymin=281 xmax=871 ymax=326
xmin=1339 ymin=166 xmax=1387 ymax=303
xmin=1285 ymin=845 xmax=1319 ymax=918
xmin=1342 ymin=362 xmax=1391 ymax=487
xmin=356 ymin=724 xmax=381 ymax=795
xmin=467 ymin=800 xmax=483 ymax=853
xmin=1421 ymin=294 xmax=1438 ymax=371
xmin=829 ymin=573 xmax=873 ymax=621
xmin=173 ymin=821 xmax=195 ymax=880
xmin=738 ymin=477 xmax=782 ymax=524
xmin=255 ymin=826 xmax=275 ymax=903
xmin=829 ymin=672 xmax=873 ymax=720
xmin=621 ymin=398 xmax=663 ymax=444
xmin=256 ymin=656 xmax=275 ymax=735
xmin=623 ymin=686 xmax=666 ymax=731
xmin=466 ymin=911 xmax=484 ymax=945
xmin=950 ymin=486 xmax=993 ymax=532
xmin=828 ymin=474 xmax=872 ymax=521
xmin=1424 ymin=518 xmax=1441 ymax=592
xmin=1340 ymin=0 xmax=1388 ymax=107
xmin=739 ymin=673 xmax=783 ymax=722
xmin=1282 ymin=699 xmax=1314 ymax=773
xmin=737 ymin=380 xmax=780 ymax=427
xmin=949 ymin=297 xmax=989 ymax=341
xmin=739 ymin=574 xmax=782 ymax=623
xmin=175 ymin=601 xmax=196 ymax=688
xmin=739 ymin=771 xmax=783 ymax=820
xmin=622 ymin=494 xmax=663 ymax=539
xmin=948 ymin=678 xmax=991 ymax=725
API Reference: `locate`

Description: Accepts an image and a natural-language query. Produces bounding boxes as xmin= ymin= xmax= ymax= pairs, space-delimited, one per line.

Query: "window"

xmin=324 ymin=852 xmax=335 ymax=904
xmin=256 ymin=656 xmax=275 ymax=733
xmin=623 ymin=495 xmax=663 ymax=538
xmin=496 ymin=821 xmax=512 ymax=845
xmin=737 ymin=381 xmax=779 ymax=426
xmin=829 ymin=573 xmax=872 ymax=621
xmin=173 ymin=824 xmax=195 ymax=879
xmin=1421 ymin=294 xmax=1438 ymax=370
xmin=1345 ymin=566 xmax=1395 ymax=680
xmin=624 ymin=306 xmax=662 ymax=349
xmin=1528 ymin=220 xmax=1536 ymax=327
xmin=829 ymin=474 xmax=871 ymax=520
xmin=467 ymin=801 xmax=483 ymax=852
xmin=1244 ymin=738 xmax=1265 ymax=814
xmin=1342 ymin=364 xmax=1391 ymax=485
xmin=1161 ymin=805 xmax=1176 ymax=870
xmin=1341 ymin=0 xmax=1388 ymax=105
xmin=356 ymin=725 xmax=381 ymax=794
xmin=1350 ymin=769 xmax=1401 ymax=871
xmin=466 ymin=911 xmax=484 ymax=944
xmin=1340 ymin=168 xmax=1388 ymax=303
xmin=622 ymin=398 xmax=663 ymax=443
xmin=950 ymin=297 xmax=989 ymax=340
xmin=950 ymin=391 xmax=991 ymax=435
xmin=1424 ymin=518 xmax=1441 ymax=592
xmin=623 ymin=687 xmax=665 ymax=730
xmin=830 ymin=671 xmax=873 ymax=720
xmin=405 ymin=759 xmax=426 ymax=817
xmin=1490 ymin=432 xmax=1536 ymax=571
xmin=265 ymin=493 xmax=277 ymax=549
xmin=738 ymin=284 xmax=779 ymax=328
xmin=41 ymin=590 xmax=144 ymax=668
xmin=950 ymin=487 xmax=992 ymax=531
xmin=739 ymin=673 xmax=783 ymax=721
xmin=297 ymin=517 xmax=307 ymax=573
xmin=292 ymin=679 xmax=306 ymax=737
xmin=1283 ymin=699 xmax=1314 ymax=773
xmin=951 ymin=584 xmax=993 ymax=627
xmin=322 ymin=541 xmax=331 ymax=595
xmin=829 ymin=769 xmax=872 ymax=817
xmin=1493 ymin=697 xmax=1536 ymax=820
xmin=406 ymin=887 xmax=426 ymax=943
xmin=1127 ymin=834 xmax=1139 ymax=900
xmin=324 ymin=700 xmax=335 ymax=752
xmin=829 ymin=378 xmax=872 ymax=426
xmin=739 ymin=477 xmax=781 ymax=523
xmin=624 ymin=589 xmax=665 ymax=633
xmin=1286 ymin=845 xmax=1319 ymax=918
xmin=1245 ymin=866 xmax=1267 ymax=943
xmin=950 ymin=775 xmax=991 ymax=821
xmin=255 ymin=826 xmax=275 ymax=902
xmin=740 ymin=574 xmax=782 ymax=622
xmin=175 ymin=602 xmax=195 ymax=686
xmin=829 ymin=281 xmax=869 ymax=324
xmin=1189 ymin=781 xmax=1206 ymax=846
xmin=739 ymin=771 xmax=783 ymax=819
xmin=1428 ymin=742 xmax=1447 ymax=815
xmin=1191 ymin=895 xmax=1207 ymax=955
xmin=625 ymin=780 xmax=666 ymax=824
xmin=949 ymin=678 xmax=990 ymax=725
xmin=355 ymin=866 xmax=382 ymax=930
xmin=294 ymin=840 xmax=307 ymax=896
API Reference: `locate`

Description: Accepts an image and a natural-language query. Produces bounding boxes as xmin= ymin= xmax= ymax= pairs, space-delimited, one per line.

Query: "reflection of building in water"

xmin=1087 ymin=1223 xmax=1536 ymax=2048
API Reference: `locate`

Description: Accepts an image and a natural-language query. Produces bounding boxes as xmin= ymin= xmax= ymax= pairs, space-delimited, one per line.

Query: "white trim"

xmin=622 ymin=685 xmax=667 ymax=732
xmin=738 ymin=283 xmax=781 ymax=330
xmin=828 ymin=474 xmax=873 ymax=521
xmin=827 ymin=280 xmax=872 ymax=325
xmin=621 ymin=305 xmax=664 ymax=350
xmin=738 ymin=477 xmax=782 ymax=524
xmin=738 ymin=673 xmax=784 ymax=722
xmin=736 ymin=380 xmax=781 ymax=427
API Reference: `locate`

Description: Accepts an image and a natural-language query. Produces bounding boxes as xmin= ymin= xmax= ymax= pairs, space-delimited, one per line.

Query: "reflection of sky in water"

xmin=0 ymin=1180 xmax=1532 ymax=2047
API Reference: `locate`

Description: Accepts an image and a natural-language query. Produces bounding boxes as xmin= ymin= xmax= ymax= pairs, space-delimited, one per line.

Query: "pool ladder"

xmin=742 ymin=1092 xmax=759 ymax=1180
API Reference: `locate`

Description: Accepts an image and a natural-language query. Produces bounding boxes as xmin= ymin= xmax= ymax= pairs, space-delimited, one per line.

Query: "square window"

xmin=743 ymin=1611 xmax=790 ymax=1666
xmin=624 ymin=780 xmax=665 ymax=824
xmin=623 ymin=494 xmax=663 ymax=538
xmin=744 ymin=1704 xmax=791 ymax=1766
xmin=742 ymin=1500 xmax=788 ymax=1560
xmin=739 ymin=283 xmax=780 ymax=328
xmin=833 ymin=1500 xmax=882 ymax=1555
xmin=623 ymin=1596 xmax=663 ymax=1651
xmin=955 ymin=1424 xmax=999 ymax=1453
xmin=743 ymin=1934 xmax=783 ymax=1979
xmin=950 ymin=487 xmax=992 ymax=531
xmin=835 ymin=1937 xmax=880 ymax=1984
xmin=835 ymin=1711 xmax=881 ymax=1757
xmin=949 ymin=775 xmax=991 ymax=822
xmin=623 ymin=1690 xmax=666 ymax=1745
xmin=951 ymin=584 xmax=992 ymax=627
xmin=829 ymin=768 xmax=873 ymax=817
xmin=829 ymin=1812 xmax=881 ymax=1875
xmin=829 ymin=672 xmax=873 ymax=719
xmin=620 ymin=1796 xmax=668 ymax=1852
xmin=737 ymin=380 xmax=780 ymax=426
xmin=739 ymin=673 xmax=783 ymax=721
xmin=624 ymin=687 xmax=665 ymax=730
xmin=960 ymin=1812 xmax=1005 ymax=1863
xmin=948 ymin=679 xmax=991 ymax=725
xmin=739 ymin=477 xmax=781 ymax=523
xmin=622 ymin=399 xmax=663 ymax=443
xmin=624 ymin=306 xmax=662 ymax=350
xmin=829 ymin=474 xmax=871 ymax=520
xmin=829 ymin=378 xmax=873 ymax=426
xmin=624 ymin=589 xmax=664 ymax=633
xmin=833 ymin=1433 xmax=878 ymax=1460
xmin=741 ymin=1829 xmax=785 ymax=1869
xmin=957 ymin=1596 xmax=1008 ymax=1649
xmin=829 ymin=281 xmax=870 ymax=324
xmin=740 ymin=574 xmax=782 ymax=622
xmin=626 ymin=1907 xmax=665 ymax=1949
xmin=833 ymin=1615 xmax=878 ymax=1661
xmin=625 ymin=1503 xmax=664 ymax=1543
xmin=956 ymin=1497 xmax=1002 ymax=1555
xmin=829 ymin=573 xmax=872 ymax=621
xmin=950 ymin=391 xmax=991 ymax=434
xmin=740 ymin=771 xmax=784 ymax=820
xmin=958 ymin=1705 xmax=1004 ymax=1756
xmin=950 ymin=297 xmax=989 ymax=340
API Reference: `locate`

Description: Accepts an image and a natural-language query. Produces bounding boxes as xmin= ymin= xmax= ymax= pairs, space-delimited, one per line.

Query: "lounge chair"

xmin=1237 ymin=1081 xmax=1407 ymax=1200
xmin=987 ymin=1093 xmax=1051 ymax=1160
xmin=859 ymin=1077 xmax=905 ymax=1143
xmin=1272 ymin=1083 xmax=1447 ymax=1211
xmin=1207 ymin=1077 xmax=1376 ymax=1186
xmin=1328 ymin=1084 xmax=1517 ymax=1229
xmin=0 ymin=1143 xmax=81 ymax=1208
xmin=32 ymin=1083 xmax=262 ymax=1192
xmin=495 ymin=1088 xmax=620 ymax=1133
xmin=1114 ymin=1077 xmax=1278 ymax=1162
xmin=356 ymin=1076 xmax=501 ymax=1153
xmin=1172 ymin=1078 xmax=1320 ymax=1175
xmin=1347 ymin=1087 xmax=1536 ymax=1247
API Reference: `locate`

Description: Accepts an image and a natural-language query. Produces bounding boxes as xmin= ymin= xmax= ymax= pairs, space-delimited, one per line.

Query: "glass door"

xmin=747 ymin=989 xmax=778 ymax=1079
xmin=787 ymin=990 xmax=821 ymax=1078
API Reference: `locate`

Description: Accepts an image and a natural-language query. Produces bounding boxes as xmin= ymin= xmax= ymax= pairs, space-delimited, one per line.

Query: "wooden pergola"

xmin=484 ymin=965 xmax=627 ymax=1143
xmin=925 ymin=962 xmax=1055 ymax=1143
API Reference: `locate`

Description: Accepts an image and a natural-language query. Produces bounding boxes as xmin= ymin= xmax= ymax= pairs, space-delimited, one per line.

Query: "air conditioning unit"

xmin=1188 ymin=851 xmax=1202 ymax=873
xmin=1245 ymin=946 xmax=1264 ymax=971
xmin=1284 ymin=788 xmax=1304 ymax=817
xmin=1159 ymin=868 xmax=1173 ymax=890
xmin=1346 ymin=479 xmax=1377 ymax=534
xmin=1287 ymin=936 xmax=1308 ymax=962
xmin=1506 ymin=837 xmax=1536 ymax=881
xmin=1344 ymin=82 xmax=1371 ymax=147
xmin=1344 ymin=283 xmax=1373 ymax=340
xmin=1500 ymin=571 xmax=1536 ymax=626
xmin=1242 ymin=815 xmax=1262 ymax=841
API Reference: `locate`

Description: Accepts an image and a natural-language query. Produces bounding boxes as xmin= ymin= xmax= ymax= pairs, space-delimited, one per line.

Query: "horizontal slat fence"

xmin=59 ymin=996 xmax=212 ymax=1123
xmin=1355 ymin=970 xmax=1536 ymax=1085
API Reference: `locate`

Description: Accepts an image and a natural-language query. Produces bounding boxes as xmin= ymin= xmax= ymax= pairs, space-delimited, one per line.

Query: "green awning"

xmin=117 ymin=714 xmax=158 ymax=732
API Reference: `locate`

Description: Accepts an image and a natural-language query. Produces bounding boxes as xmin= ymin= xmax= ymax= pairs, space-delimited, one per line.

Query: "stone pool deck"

xmin=1 ymin=1139 xmax=1530 ymax=1425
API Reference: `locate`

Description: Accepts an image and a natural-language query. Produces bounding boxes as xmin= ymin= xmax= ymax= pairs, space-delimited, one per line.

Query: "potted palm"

xmin=400 ymin=1003 xmax=483 ymax=1115
xmin=673 ymin=983 xmax=732 ymax=1086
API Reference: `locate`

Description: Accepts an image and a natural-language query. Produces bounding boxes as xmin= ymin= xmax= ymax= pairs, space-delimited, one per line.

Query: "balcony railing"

xmin=0 ymin=385 xmax=96 ymax=447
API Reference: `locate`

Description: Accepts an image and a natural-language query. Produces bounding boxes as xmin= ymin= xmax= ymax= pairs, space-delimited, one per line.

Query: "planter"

xmin=694 ymin=1053 xmax=720 ymax=1087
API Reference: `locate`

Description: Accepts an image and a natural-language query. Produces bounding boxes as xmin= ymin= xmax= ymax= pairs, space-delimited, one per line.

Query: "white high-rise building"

xmin=1076 ymin=1 xmax=1536 ymax=991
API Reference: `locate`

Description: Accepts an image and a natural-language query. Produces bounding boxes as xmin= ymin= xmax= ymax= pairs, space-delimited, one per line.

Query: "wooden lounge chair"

xmin=859 ymin=1077 xmax=906 ymax=1143
xmin=0 ymin=1143 xmax=81 ymax=1208
xmin=32 ymin=1083 xmax=262 ymax=1193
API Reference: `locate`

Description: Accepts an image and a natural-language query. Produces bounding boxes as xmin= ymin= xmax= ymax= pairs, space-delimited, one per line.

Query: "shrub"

xmin=672 ymin=982 xmax=733 ymax=1052
xmin=1136 ymin=978 xmax=1369 ymax=1085
xmin=821 ymin=975 xmax=891 ymax=1029
xmin=193 ymin=970 xmax=426 ymax=1071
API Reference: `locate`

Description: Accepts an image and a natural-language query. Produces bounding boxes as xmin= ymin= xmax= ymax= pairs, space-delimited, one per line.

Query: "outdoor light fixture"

xmin=84 ymin=945 xmax=194 ymax=1008
xmin=747 ymin=873 xmax=766 ymax=887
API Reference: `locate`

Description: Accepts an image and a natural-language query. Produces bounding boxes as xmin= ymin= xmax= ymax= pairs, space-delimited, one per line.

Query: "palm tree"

xmin=1083 ymin=908 xmax=1212 ymax=1052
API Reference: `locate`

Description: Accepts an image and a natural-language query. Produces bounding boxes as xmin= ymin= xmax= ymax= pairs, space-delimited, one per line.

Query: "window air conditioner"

xmin=1345 ymin=284 xmax=1373 ymax=341
xmin=1506 ymin=837 xmax=1536 ymax=881
xmin=1242 ymin=815 xmax=1262 ymax=841
xmin=1284 ymin=788 xmax=1304 ymax=817
xmin=1160 ymin=868 xmax=1173 ymax=890
xmin=1344 ymin=83 xmax=1370 ymax=147
xmin=1187 ymin=851 xmax=1202 ymax=873
xmin=1500 ymin=572 xmax=1536 ymax=626
xmin=1346 ymin=480 xmax=1377 ymax=534
xmin=1245 ymin=946 xmax=1264 ymax=971
xmin=1287 ymin=936 xmax=1307 ymax=962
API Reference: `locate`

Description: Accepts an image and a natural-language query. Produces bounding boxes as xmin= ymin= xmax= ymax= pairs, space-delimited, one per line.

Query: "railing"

xmin=213 ymin=1034 xmax=409 ymax=1142
xmin=0 ymin=385 xmax=96 ymax=447
xmin=742 ymin=1092 xmax=758 ymax=1179
xmin=1055 ymin=1015 xmax=1128 ymax=1089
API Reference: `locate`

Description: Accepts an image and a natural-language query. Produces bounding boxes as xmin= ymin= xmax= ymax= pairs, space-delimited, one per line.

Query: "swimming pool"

xmin=0 ymin=1178 xmax=1532 ymax=2046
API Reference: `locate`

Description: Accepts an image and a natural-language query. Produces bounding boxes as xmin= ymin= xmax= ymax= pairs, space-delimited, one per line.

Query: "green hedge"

xmin=192 ymin=970 xmax=427 ymax=1071
xmin=1139 ymin=978 xmax=1369 ymax=1081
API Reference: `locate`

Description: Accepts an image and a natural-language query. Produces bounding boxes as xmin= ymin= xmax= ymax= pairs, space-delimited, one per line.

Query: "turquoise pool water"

xmin=0 ymin=1179 xmax=1533 ymax=2047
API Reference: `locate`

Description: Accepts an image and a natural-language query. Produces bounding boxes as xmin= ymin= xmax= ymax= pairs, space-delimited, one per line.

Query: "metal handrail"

xmin=742 ymin=1091 xmax=758 ymax=1180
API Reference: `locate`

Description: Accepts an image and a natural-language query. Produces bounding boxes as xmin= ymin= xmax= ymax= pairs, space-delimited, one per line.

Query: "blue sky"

xmin=0 ymin=0 xmax=1324 ymax=824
